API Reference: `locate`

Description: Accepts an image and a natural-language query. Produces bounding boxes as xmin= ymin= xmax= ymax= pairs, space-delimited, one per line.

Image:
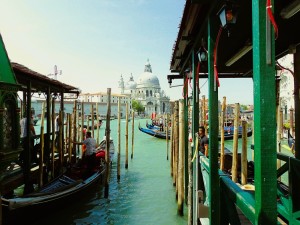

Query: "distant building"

xmin=33 ymin=60 xmax=171 ymax=118
xmin=118 ymin=59 xmax=171 ymax=116
xmin=278 ymin=54 xmax=294 ymax=111
xmin=77 ymin=92 xmax=131 ymax=118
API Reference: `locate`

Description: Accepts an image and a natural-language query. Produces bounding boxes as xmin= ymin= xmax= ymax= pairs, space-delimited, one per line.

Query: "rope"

xmin=192 ymin=133 xmax=199 ymax=162
xmin=213 ymin=26 xmax=223 ymax=88
xmin=196 ymin=62 xmax=200 ymax=93
xmin=266 ymin=0 xmax=278 ymax=40
xmin=182 ymin=76 xmax=189 ymax=99
xmin=276 ymin=61 xmax=294 ymax=77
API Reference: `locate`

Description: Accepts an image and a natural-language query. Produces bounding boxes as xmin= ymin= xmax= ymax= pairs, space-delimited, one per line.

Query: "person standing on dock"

xmin=19 ymin=112 xmax=37 ymax=164
xmin=198 ymin=126 xmax=209 ymax=156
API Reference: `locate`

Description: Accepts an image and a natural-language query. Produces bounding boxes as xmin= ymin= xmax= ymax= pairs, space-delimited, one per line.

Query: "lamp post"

xmin=48 ymin=65 xmax=62 ymax=80
xmin=217 ymin=2 xmax=238 ymax=36
xmin=197 ymin=48 xmax=208 ymax=62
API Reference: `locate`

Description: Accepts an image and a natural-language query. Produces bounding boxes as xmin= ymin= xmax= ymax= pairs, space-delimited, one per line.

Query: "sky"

xmin=0 ymin=0 xmax=254 ymax=105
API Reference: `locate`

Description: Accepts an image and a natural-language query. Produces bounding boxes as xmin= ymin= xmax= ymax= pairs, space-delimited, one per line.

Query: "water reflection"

xmin=31 ymin=119 xmax=187 ymax=225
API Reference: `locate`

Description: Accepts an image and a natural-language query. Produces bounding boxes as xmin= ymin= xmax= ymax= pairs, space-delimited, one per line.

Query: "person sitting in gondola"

xmin=73 ymin=131 xmax=98 ymax=178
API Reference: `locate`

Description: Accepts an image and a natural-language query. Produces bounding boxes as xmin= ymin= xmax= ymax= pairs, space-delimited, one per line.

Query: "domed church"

xmin=118 ymin=59 xmax=170 ymax=116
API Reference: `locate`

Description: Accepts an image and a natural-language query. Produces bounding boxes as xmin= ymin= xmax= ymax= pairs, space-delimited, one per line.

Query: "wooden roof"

xmin=12 ymin=62 xmax=80 ymax=95
xmin=170 ymin=0 xmax=300 ymax=76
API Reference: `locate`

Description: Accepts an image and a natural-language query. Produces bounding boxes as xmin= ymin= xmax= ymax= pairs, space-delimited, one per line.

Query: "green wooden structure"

xmin=167 ymin=0 xmax=300 ymax=224
xmin=0 ymin=33 xmax=80 ymax=197
xmin=0 ymin=34 xmax=22 ymax=176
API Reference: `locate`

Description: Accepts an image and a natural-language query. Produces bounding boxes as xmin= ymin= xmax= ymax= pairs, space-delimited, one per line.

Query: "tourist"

xmin=20 ymin=112 xmax=37 ymax=164
xmin=73 ymin=131 xmax=98 ymax=177
xmin=159 ymin=116 xmax=164 ymax=132
xmin=198 ymin=126 xmax=209 ymax=156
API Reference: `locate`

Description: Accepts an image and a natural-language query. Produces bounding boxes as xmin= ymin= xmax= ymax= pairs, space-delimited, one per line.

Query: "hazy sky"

xmin=0 ymin=0 xmax=254 ymax=104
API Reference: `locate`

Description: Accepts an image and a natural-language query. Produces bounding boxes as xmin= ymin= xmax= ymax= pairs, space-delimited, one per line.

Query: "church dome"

xmin=125 ymin=74 xmax=137 ymax=89
xmin=136 ymin=60 xmax=160 ymax=89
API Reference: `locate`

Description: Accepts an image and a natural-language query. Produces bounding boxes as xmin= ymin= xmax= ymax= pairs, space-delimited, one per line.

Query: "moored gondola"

xmin=1 ymin=145 xmax=110 ymax=225
xmin=138 ymin=123 xmax=170 ymax=139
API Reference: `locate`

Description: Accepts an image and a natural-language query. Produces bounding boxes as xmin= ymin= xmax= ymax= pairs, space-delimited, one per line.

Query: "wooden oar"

xmin=39 ymin=102 xmax=46 ymax=187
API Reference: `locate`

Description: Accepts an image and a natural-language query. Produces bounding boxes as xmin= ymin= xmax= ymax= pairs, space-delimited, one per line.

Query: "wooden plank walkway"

xmin=199 ymin=206 xmax=287 ymax=224
xmin=236 ymin=206 xmax=253 ymax=225
xmin=199 ymin=205 xmax=253 ymax=225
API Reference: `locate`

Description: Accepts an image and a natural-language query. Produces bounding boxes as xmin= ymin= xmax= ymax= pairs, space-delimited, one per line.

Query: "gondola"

xmin=96 ymin=137 xmax=115 ymax=162
xmin=219 ymin=128 xmax=253 ymax=141
xmin=1 ymin=139 xmax=114 ymax=225
xmin=140 ymin=123 xmax=252 ymax=141
xmin=223 ymin=125 xmax=242 ymax=134
xmin=138 ymin=124 xmax=170 ymax=139
xmin=146 ymin=123 xmax=160 ymax=130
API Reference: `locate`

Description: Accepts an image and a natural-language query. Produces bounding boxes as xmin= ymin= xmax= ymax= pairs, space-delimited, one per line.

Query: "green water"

xmin=32 ymin=118 xmax=188 ymax=225
xmin=30 ymin=117 xmax=293 ymax=224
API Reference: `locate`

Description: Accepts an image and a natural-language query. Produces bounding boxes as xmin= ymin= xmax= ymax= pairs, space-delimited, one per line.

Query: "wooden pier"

xmin=167 ymin=0 xmax=300 ymax=224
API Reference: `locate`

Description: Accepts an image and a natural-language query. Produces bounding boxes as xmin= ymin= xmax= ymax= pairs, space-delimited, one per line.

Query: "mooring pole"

xmin=131 ymin=110 xmax=134 ymax=159
xmin=125 ymin=102 xmax=129 ymax=169
xmin=104 ymin=88 xmax=111 ymax=198
xmin=117 ymin=97 xmax=121 ymax=181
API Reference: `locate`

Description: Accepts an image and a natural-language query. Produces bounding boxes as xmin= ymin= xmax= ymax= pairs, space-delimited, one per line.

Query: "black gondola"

xmin=219 ymin=128 xmax=253 ymax=141
xmin=138 ymin=124 xmax=170 ymax=139
xmin=140 ymin=123 xmax=252 ymax=141
xmin=1 ymin=138 xmax=115 ymax=225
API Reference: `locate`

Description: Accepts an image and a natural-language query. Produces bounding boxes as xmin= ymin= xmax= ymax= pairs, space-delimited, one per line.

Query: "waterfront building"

xmin=77 ymin=92 xmax=130 ymax=118
xmin=51 ymin=60 xmax=171 ymax=118
xmin=118 ymin=59 xmax=171 ymax=116
xmin=278 ymin=54 xmax=295 ymax=112
xmin=31 ymin=92 xmax=130 ymax=119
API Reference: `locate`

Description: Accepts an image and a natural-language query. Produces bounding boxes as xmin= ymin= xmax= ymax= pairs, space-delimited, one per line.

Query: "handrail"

xmin=199 ymin=152 xmax=300 ymax=224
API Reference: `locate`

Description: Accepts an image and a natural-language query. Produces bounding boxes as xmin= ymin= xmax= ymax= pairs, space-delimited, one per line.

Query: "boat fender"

xmin=188 ymin=132 xmax=193 ymax=142
xmin=96 ymin=150 xmax=105 ymax=158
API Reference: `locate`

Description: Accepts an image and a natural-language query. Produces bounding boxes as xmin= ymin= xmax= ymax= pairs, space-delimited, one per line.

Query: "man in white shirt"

xmin=159 ymin=117 xmax=164 ymax=132
xmin=19 ymin=113 xmax=36 ymax=164
xmin=73 ymin=131 xmax=98 ymax=178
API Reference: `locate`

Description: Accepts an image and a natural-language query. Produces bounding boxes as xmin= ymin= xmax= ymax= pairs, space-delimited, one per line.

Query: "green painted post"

xmin=184 ymin=68 xmax=189 ymax=205
xmin=294 ymin=50 xmax=300 ymax=160
xmin=192 ymin=49 xmax=199 ymax=143
xmin=208 ymin=18 xmax=220 ymax=224
xmin=192 ymin=49 xmax=200 ymax=224
xmin=252 ymin=0 xmax=277 ymax=224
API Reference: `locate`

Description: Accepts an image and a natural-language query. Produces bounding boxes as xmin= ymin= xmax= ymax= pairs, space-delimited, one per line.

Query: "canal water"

xmin=30 ymin=116 xmax=293 ymax=224
xmin=32 ymin=118 xmax=188 ymax=225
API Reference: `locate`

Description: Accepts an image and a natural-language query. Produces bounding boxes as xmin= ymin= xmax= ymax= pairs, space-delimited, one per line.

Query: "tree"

xmin=240 ymin=104 xmax=248 ymax=111
xmin=132 ymin=100 xmax=144 ymax=115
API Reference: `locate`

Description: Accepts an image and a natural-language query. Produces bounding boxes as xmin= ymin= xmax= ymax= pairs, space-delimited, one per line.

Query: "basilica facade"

xmin=118 ymin=60 xmax=170 ymax=116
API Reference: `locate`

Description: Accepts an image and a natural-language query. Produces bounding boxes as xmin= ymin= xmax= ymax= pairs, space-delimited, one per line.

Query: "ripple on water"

xmin=31 ymin=119 xmax=188 ymax=225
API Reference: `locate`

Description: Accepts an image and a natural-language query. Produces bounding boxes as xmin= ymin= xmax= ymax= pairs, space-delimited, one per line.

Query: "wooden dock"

xmin=199 ymin=203 xmax=288 ymax=224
